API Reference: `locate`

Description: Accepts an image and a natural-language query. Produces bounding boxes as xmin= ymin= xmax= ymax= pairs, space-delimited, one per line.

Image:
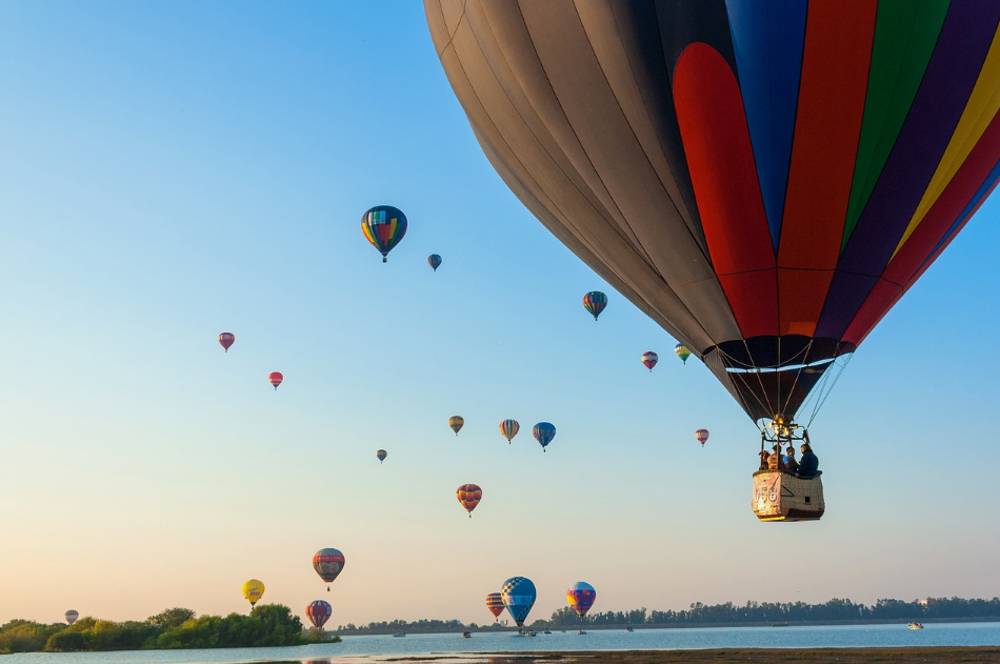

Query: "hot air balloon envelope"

xmin=642 ymin=351 xmax=659 ymax=371
xmin=532 ymin=422 xmax=556 ymax=451
xmin=313 ymin=548 xmax=346 ymax=586
xmin=486 ymin=592 xmax=505 ymax=619
xmin=242 ymin=579 xmax=265 ymax=607
xmin=582 ymin=291 xmax=607 ymax=321
xmin=268 ymin=372 xmax=283 ymax=390
xmin=218 ymin=332 xmax=235 ymax=352
xmin=362 ymin=205 xmax=407 ymax=262
xmin=376 ymin=449 xmax=387 ymax=463
xmin=499 ymin=419 xmax=520 ymax=444
xmin=501 ymin=576 xmax=536 ymax=627
xmin=567 ymin=581 xmax=597 ymax=618
xmin=428 ymin=254 xmax=442 ymax=271
xmin=305 ymin=600 xmax=333 ymax=629
xmin=64 ymin=610 xmax=79 ymax=625
xmin=449 ymin=415 xmax=465 ymax=435
xmin=674 ymin=344 xmax=692 ymax=365
xmin=695 ymin=429 xmax=710 ymax=446
xmin=456 ymin=483 xmax=482 ymax=516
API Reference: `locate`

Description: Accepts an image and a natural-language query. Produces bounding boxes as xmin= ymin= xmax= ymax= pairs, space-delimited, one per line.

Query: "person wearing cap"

xmin=798 ymin=443 xmax=819 ymax=478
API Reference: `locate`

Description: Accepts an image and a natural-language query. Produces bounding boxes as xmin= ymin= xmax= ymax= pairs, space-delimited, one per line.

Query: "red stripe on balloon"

xmin=673 ymin=42 xmax=776 ymax=337
xmin=777 ymin=0 xmax=876 ymax=337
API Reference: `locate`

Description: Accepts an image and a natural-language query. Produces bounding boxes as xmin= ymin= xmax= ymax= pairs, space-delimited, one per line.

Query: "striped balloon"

xmin=641 ymin=351 xmax=659 ymax=372
xmin=567 ymin=581 xmax=597 ymax=618
xmin=485 ymin=592 xmax=505 ymax=620
xmin=582 ymin=291 xmax=608 ymax=321
xmin=449 ymin=415 xmax=464 ymax=436
xmin=268 ymin=371 xmax=283 ymax=390
xmin=376 ymin=449 xmax=387 ymax=464
xmin=456 ymin=483 xmax=482 ymax=517
xmin=499 ymin=419 xmax=520 ymax=444
xmin=361 ymin=205 xmax=407 ymax=263
xmin=305 ymin=600 xmax=332 ymax=629
xmin=674 ymin=343 xmax=692 ymax=365
xmin=313 ymin=547 xmax=346 ymax=590
xmin=695 ymin=428 xmax=710 ymax=446
xmin=428 ymin=254 xmax=442 ymax=271
xmin=218 ymin=332 xmax=235 ymax=353
xmin=532 ymin=422 xmax=556 ymax=452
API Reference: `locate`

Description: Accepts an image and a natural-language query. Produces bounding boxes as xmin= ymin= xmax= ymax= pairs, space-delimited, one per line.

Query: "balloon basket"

xmin=751 ymin=470 xmax=824 ymax=522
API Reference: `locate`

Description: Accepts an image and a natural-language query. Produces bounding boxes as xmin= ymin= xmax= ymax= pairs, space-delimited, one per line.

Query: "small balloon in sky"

xmin=449 ymin=415 xmax=464 ymax=436
xmin=695 ymin=428 xmax=710 ymax=446
xmin=532 ymin=422 xmax=556 ymax=452
xmin=242 ymin=579 xmax=265 ymax=607
xmin=499 ymin=419 xmax=520 ymax=444
xmin=268 ymin=371 xmax=283 ymax=390
xmin=456 ymin=483 xmax=482 ymax=517
xmin=218 ymin=332 xmax=235 ymax=353
xmin=583 ymin=291 xmax=607 ymax=321
xmin=376 ymin=449 xmax=387 ymax=464
xmin=428 ymin=254 xmax=442 ymax=271
xmin=641 ymin=351 xmax=658 ymax=372
xmin=313 ymin=547 xmax=346 ymax=591
xmin=361 ymin=205 xmax=407 ymax=263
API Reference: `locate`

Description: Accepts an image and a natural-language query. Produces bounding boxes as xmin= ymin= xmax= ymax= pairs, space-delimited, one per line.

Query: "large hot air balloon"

xmin=305 ymin=600 xmax=333 ymax=629
xmin=268 ymin=371 xmax=283 ymax=390
xmin=567 ymin=581 xmax=597 ymax=618
xmin=456 ymin=483 xmax=482 ymax=517
xmin=427 ymin=0 xmax=999 ymax=521
xmin=500 ymin=576 xmax=536 ymax=628
xmin=485 ymin=592 xmax=505 ymax=621
xmin=641 ymin=351 xmax=659 ymax=372
xmin=313 ymin=548 xmax=346 ymax=591
xmin=582 ymin=291 xmax=607 ymax=321
xmin=499 ymin=419 xmax=520 ymax=444
xmin=64 ymin=609 xmax=79 ymax=625
xmin=218 ymin=332 xmax=235 ymax=353
xmin=376 ymin=449 xmax=387 ymax=464
xmin=428 ymin=254 xmax=442 ymax=271
xmin=361 ymin=205 xmax=407 ymax=263
xmin=242 ymin=579 xmax=265 ymax=607
xmin=449 ymin=415 xmax=464 ymax=436
xmin=674 ymin=344 xmax=692 ymax=365
xmin=695 ymin=429 xmax=710 ymax=447
xmin=532 ymin=422 xmax=556 ymax=452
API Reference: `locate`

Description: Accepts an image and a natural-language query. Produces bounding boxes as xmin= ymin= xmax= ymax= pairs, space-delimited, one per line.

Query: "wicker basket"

xmin=752 ymin=470 xmax=825 ymax=522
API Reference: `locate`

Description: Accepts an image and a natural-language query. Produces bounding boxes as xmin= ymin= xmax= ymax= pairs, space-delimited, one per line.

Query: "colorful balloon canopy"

xmin=376 ymin=449 xmax=387 ymax=464
xmin=674 ymin=344 xmax=692 ymax=365
xmin=428 ymin=254 xmax=442 ymax=271
xmin=268 ymin=371 xmax=283 ymax=390
xmin=499 ymin=419 xmax=520 ymax=444
xmin=313 ymin=548 xmax=346 ymax=590
xmin=449 ymin=415 xmax=465 ymax=436
xmin=567 ymin=581 xmax=597 ymax=618
xmin=500 ymin=576 xmax=536 ymax=627
xmin=582 ymin=291 xmax=607 ymax=321
xmin=641 ymin=351 xmax=659 ymax=372
xmin=218 ymin=332 xmax=235 ymax=353
xmin=427 ymin=0 xmax=999 ymax=425
xmin=305 ymin=600 xmax=332 ymax=629
xmin=64 ymin=610 xmax=79 ymax=625
xmin=532 ymin=422 xmax=556 ymax=452
xmin=486 ymin=592 xmax=505 ymax=620
xmin=695 ymin=429 xmax=710 ymax=446
xmin=361 ymin=205 xmax=407 ymax=263
xmin=456 ymin=483 xmax=482 ymax=517
xmin=242 ymin=579 xmax=265 ymax=607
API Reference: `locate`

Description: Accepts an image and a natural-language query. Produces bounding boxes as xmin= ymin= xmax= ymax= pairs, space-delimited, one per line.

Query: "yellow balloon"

xmin=242 ymin=579 xmax=265 ymax=607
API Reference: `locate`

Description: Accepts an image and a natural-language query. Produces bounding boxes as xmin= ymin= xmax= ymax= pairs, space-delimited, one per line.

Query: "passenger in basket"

xmin=798 ymin=443 xmax=820 ymax=478
xmin=783 ymin=445 xmax=799 ymax=475
xmin=768 ymin=445 xmax=781 ymax=471
xmin=758 ymin=449 xmax=770 ymax=470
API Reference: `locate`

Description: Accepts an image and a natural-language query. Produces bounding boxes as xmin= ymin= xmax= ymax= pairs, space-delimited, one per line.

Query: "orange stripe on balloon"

xmin=673 ymin=42 xmax=776 ymax=337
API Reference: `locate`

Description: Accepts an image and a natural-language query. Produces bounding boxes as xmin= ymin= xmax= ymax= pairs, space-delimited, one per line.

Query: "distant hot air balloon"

xmin=695 ymin=429 xmax=710 ymax=447
xmin=582 ymin=291 xmax=607 ymax=321
xmin=313 ymin=548 xmax=346 ymax=591
xmin=456 ymin=483 xmax=482 ymax=517
xmin=449 ymin=416 xmax=464 ymax=436
xmin=218 ymin=332 xmax=235 ymax=353
xmin=532 ymin=422 xmax=556 ymax=452
xmin=268 ymin=371 xmax=283 ymax=390
xmin=567 ymin=582 xmax=597 ymax=618
xmin=674 ymin=344 xmax=692 ymax=365
xmin=242 ymin=579 xmax=265 ymax=607
xmin=376 ymin=449 xmax=387 ymax=464
xmin=305 ymin=600 xmax=332 ymax=630
xmin=641 ymin=351 xmax=659 ymax=372
xmin=499 ymin=419 xmax=520 ymax=444
xmin=361 ymin=205 xmax=407 ymax=263
xmin=428 ymin=254 xmax=442 ymax=271
xmin=485 ymin=592 xmax=505 ymax=621
xmin=501 ymin=576 xmax=536 ymax=628
xmin=64 ymin=610 xmax=79 ymax=625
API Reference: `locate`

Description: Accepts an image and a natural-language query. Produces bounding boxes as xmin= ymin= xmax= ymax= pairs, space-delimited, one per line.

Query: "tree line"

xmin=0 ymin=604 xmax=337 ymax=654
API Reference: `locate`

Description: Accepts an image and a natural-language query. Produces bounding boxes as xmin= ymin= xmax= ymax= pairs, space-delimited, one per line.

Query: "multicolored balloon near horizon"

xmin=674 ymin=344 xmax=692 ymax=365
xmin=501 ymin=576 xmax=536 ymax=628
xmin=641 ymin=351 xmax=659 ymax=372
xmin=582 ymin=291 xmax=607 ymax=321
xmin=305 ymin=600 xmax=332 ymax=629
xmin=64 ymin=610 xmax=79 ymax=625
xmin=567 ymin=581 xmax=597 ymax=618
xmin=313 ymin=548 xmax=346 ymax=591
xmin=486 ymin=592 xmax=505 ymax=620
xmin=449 ymin=415 xmax=464 ymax=436
xmin=532 ymin=422 xmax=556 ymax=452
xmin=428 ymin=254 xmax=442 ymax=271
xmin=499 ymin=419 xmax=520 ymax=444
xmin=695 ymin=428 xmax=710 ymax=447
xmin=361 ymin=205 xmax=407 ymax=263
xmin=242 ymin=579 xmax=265 ymax=607
xmin=268 ymin=371 xmax=283 ymax=390
xmin=376 ymin=449 xmax=387 ymax=464
xmin=456 ymin=483 xmax=482 ymax=517
xmin=218 ymin=332 xmax=235 ymax=353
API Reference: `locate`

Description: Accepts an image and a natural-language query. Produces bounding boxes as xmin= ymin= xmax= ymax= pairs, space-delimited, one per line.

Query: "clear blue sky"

xmin=1 ymin=1 xmax=997 ymax=627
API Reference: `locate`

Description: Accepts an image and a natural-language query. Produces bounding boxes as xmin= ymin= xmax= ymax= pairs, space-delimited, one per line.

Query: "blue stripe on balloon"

xmin=724 ymin=0 xmax=807 ymax=250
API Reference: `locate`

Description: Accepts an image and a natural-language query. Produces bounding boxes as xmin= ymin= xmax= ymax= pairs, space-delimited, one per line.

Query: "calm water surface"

xmin=3 ymin=622 xmax=998 ymax=663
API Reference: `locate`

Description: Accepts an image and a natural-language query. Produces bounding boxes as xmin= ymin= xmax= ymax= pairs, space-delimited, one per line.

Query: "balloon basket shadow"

xmin=751 ymin=470 xmax=825 ymax=522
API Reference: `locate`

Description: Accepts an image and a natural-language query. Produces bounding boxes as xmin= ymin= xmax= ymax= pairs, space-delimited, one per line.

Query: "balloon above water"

xmin=64 ymin=610 xmax=79 ymax=625
xmin=501 ymin=576 xmax=536 ymax=627
xmin=313 ymin=548 xmax=346 ymax=591
xmin=242 ymin=579 xmax=265 ymax=607
xmin=486 ymin=592 xmax=505 ymax=620
xmin=567 ymin=581 xmax=597 ymax=618
xmin=305 ymin=600 xmax=332 ymax=629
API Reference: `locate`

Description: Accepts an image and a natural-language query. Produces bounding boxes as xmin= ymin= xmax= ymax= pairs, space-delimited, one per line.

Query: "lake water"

xmin=3 ymin=622 xmax=999 ymax=663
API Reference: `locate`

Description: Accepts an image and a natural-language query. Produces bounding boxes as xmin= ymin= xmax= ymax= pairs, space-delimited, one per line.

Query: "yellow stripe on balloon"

xmin=893 ymin=28 xmax=1000 ymax=258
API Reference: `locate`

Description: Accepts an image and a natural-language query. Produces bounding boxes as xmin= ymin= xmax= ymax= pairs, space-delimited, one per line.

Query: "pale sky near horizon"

xmin=1 ymin=1 xmax=998 ymax=629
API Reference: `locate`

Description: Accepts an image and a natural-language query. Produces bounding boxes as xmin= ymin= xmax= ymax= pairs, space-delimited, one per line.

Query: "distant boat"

xmin=392 ymin=632 xmax=406 ymax=637
xmin=626 ymin=626 xmax=634 ymax=632
xmin=907 ymin=622 xmax=925 ymax=630
xmin=462 ymin=630 xmax=471 ymax=638
xmin=771 ymin=622 xmax=790 ymax=627
xmin=543 ymin=630 xmax=552 ymax=634
xmin=578 ymin=630 xmax=588 ymax=635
